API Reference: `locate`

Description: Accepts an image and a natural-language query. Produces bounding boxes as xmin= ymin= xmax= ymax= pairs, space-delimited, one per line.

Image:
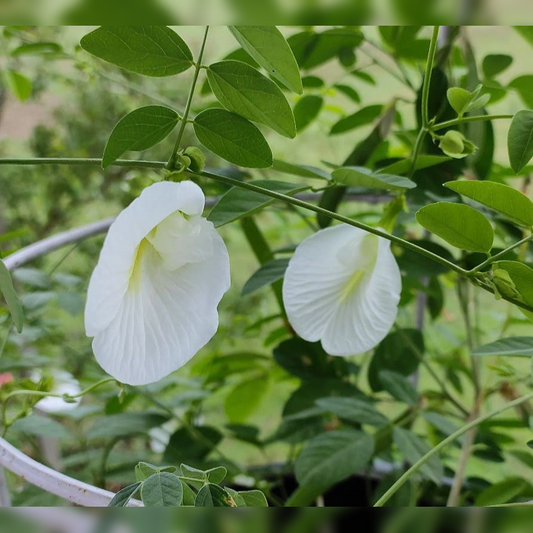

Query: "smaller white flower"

xmin=283 ymin=225 xmax=402 ymax=356
xmin=34 ymin=371 xmax=81 ymax=413
xmin=85 ymin=181 xmax=230 ymax=386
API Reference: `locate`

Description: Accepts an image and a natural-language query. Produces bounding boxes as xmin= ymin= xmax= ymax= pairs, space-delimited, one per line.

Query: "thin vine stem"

xmin=167 ymin=26 xmax=209 ymax=169
xmin=468 ymin=234 xmax=532 ymax=275
xmin=0 ymin=157 xmax=532 ymax=312
xmin=421 ymin=26 xmax=440 ymax=128
xmin=374 ymin=391 xmax=533 ymax=507
xmin=432 ymin=114 xmax=514 ymax=132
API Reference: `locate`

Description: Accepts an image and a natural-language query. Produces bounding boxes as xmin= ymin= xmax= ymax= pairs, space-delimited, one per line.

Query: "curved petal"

xmin=36 ymin=372 xmax=81 ymax=413
xmin=92 ymin=226 xmax=230 ymax=385
xmin=85 ymin=181 xmax=205 ymax=337
xmin=283 ymin=225 xmax=401 ymax=356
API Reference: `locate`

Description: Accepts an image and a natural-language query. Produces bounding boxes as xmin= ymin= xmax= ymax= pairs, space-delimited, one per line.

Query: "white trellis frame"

xmin=0 ymin=218 xmax=142 ymax=507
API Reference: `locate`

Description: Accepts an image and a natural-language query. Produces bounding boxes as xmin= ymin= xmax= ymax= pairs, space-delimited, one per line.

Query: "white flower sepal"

xmin=85 ymin=181 xmax=231 ymax=386
xmin=283 ymin=225 xmax=402 ymax=356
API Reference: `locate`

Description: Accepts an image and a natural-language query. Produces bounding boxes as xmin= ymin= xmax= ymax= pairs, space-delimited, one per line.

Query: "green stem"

xmin=469 ymin=235 xmax=532 ymax=275
xmin=421 ymin=26 xmax=440 ymax=128
xmin=192 ymin=169 xmax=468 ymax=276
xmin=432 ymin=114 xmax=513 ymax=132
xmin=2 ymin=377 xmax=116 ymax=429
xmin=374 ymin=391 xmax=533 ymax=507
xmin=167 ymin=26 xmax=209 ymax=169
xmin=409 ymin=127 xmax=428 ymax=178
xmin=0 ymin=158 xmax=165 ymax=168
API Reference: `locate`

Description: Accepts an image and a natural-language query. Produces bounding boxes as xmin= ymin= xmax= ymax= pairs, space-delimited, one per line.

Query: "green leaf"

xmin=5 ymin=70 xmax=31 ymax=101
xmin=164 ymin=426 xmax=222 ymax=465
xmin=368 ymin=329 xmax=423 ymax=392
xmin=447 ymin=87 xmax=472 ymax=116
xmin=102 ymin=105 xmax=179 ymax=169
xmin=229 ymin=26 xmax=302 ymax=94
xmin=494 ymin=260 xmax=533 ymax=308
xmin=445 ymin=180 xmax=533 ymax=227
xmin=515 ymin=27 xmax=533 ymax=47
xmin=181 ymin=481 xmax=196 ymax=506
xmin=509 ymin=75 xmax=533 ymax=108
xmin=508 ymin=110 xmax=533 ymax=174
xmin=475 ymin=477 xmax=529 ymax=507
xmin=295 ymin=429 xmax=374 ymax=497
xmin=378 ymin=155 xmax=451 ymax=175
xmin=274 ymin=338 xmax=350 ymax=381
xmin=141 ymin=472 xmax=183 ymax=507
xmin=225 ymin=374 xmax=270 ymax=423
xmin=482 ymin=54 xmax=513 ymax=78
xmin=0 ymin=259 xmax=24 ymax=333
xmin=393 ymin=427 xmax=444 ymax=484
xmin=334 ymin=84 xmax=360 ymax=103
xmin=207 ymin=179 xmax=308 ymax=227
xmin=242 ymin=258 xmax=289 ymax=296
xmin=80 ymin=26 xmax=193 ymax=77
xmin=193 ymin=108 xmax=272 ymax=168
xmin=379 ymin=370 xmax=419 ymax=405
xmin=315 ymin=397 xmax=388 ymax=427
xmin=179 ymin=463 xmax=228 ymax=486
xmin=135 ymin=462 xmax=177 ymax=482
xmin=195 ymin=484 xmax=233 ymax=507
xmin=473 ymin=337 xmax=533 ymax=358
xmin=11 ymin=42 xmax=62 ymax=56
xmin=12 ymin=416 xmax=70 ymax=439
xmin=416 ymin=202 xmax=494 ymax=253
xmin=108 ymin=482 xmax=141 ymax=507
xmin=87 ymin=412 xmax=168 ymax=440
xmin=207 ymin=60 xmax=296 ymax=138
xmin=293 ymin=95 xmax=323 ymax=132
xmin=227 ymin=488 xmax=268 ymax=507
xmin=272 ymin=159 xmax=331 ymax=181
xmin=330 ymin=105 xmax=383 ymax=135
xmin=332 ymin=166 xmax=416 ymax=192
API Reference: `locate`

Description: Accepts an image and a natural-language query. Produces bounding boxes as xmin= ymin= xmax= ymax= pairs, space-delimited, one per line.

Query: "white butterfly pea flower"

xmin=34 ymin=371 xmax=81 ymax=413
xmin=85 ymin=181 xmax=230 ymax=386
xmin=283 ymin=225 xmax=401 ymax=356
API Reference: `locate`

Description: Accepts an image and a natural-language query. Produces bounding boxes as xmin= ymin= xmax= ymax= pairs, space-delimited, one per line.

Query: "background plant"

xmin=1 ymin=25 xmax=533 ymax=508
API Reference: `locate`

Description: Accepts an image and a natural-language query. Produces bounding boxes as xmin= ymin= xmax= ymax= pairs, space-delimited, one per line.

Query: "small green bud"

xmin=438 ymin=130 xmax=477 ymax=159
xmin=184 ymin=146 xmax=206 ymax=172
xmin=492 ymin=268 xmax=520 ymax=300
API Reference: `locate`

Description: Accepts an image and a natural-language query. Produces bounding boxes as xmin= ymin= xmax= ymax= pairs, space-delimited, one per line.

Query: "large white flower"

xmin=85 ymin=181 xmax=230 ymax=386
xmin=283 ymin=225 xmax=401 ymax=356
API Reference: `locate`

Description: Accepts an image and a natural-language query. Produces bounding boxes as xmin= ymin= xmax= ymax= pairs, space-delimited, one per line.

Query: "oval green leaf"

xmin=295 ymin=429 xmax=374 ymax=495
xmin=330 ymin=105 xmax=383 ymax=135
xmin=0 ymin=259 xmax=24 ymax=333
xmin=109 ymin=482 xmax=141 ymax=507
xmin=445 ymin=180 xmax=533 ymax=227
xmin=508 ymin=110 xmax=533 ymax=174
xmin=195 ymin=484 xmax=233 ymax=507
xmin=473 ymin=337 xmax=533 ymax=358
xmin=294 ymin=95 xmax=323 ymax=132
xmin=102 ymin=105 xmax=179 ymax=169
xmin=207 ymin=60 xmax=296 ymax=138
xmin=333 ymin=166 xmax=416 ymax=191
xmin=225 ymin=374 xmax=270 ymax=423
xmin=141 ymin=472 xmax=183 ymax=507
xmin=447 ymin=87 xmax=472 ymax=116
xmin=229 ymin=26 xmax=302 ymax=94
xmin=482 ymin=54 xmax=513 ymax=79
xmin=315 ymin=397 xmax=389 ymax=427
xmin=193 ymin=108 xmax=272 ymax=168
xmin=242 ymin=258 xmax=289 ymax=296
xmin=416 ymin=202 xmax=494 ymax=253
xmin=5 ymin=70 xmax=31 ymax=102
xmin=80 ymin=26 xmax=193 ymax=77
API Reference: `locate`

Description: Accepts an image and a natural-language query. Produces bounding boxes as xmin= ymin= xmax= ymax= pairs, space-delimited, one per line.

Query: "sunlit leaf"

xmin=229 ymin=26 xmax=302 ymax=94
xmin=194 ymin=108 xmax=272 ymax=168
xmin=508 ymin=110 xmax=533 ymax=173
xmin=416 ymin=202 xmax=494 ymax=253
xmin=80 ymin=26 xmax=193 ymax=77
xmin=473 ymin=337 xmax=533 ymax=358
xmin=445 ymin=180 xmax=533 ymax=227
xmin=102 ymin=106 xmax=179 ymax=168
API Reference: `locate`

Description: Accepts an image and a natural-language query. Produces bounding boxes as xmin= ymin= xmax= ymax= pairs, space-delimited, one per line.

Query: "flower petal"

xmin=91 ymin=225 xmax=230 ymax=386
xmin=283 ymin=225 xmax=401 ymax=356
xmin=85 ymin=181 xmax=205 ymax=337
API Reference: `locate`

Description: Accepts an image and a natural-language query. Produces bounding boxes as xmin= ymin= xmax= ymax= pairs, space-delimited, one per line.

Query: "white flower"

xmin=283 ymin=225 xmax=401 ymax=356
xmin=85 ymin=181 xmax=231 ymax=386
xmin=34 ymin=371 xmax=81 ymax=413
